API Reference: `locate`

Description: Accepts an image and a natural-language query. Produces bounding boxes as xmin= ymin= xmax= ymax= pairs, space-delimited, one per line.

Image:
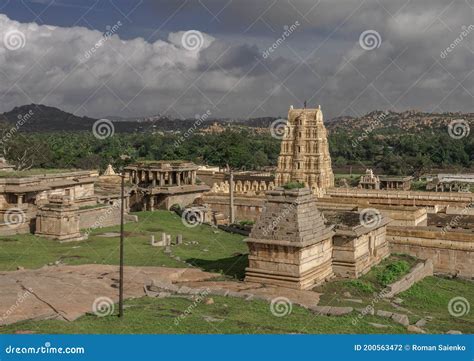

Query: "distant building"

xmin=427 ymin=174 xmax=474 ymax=192
xmin=379 ymin=176 xmax=413 ymax=191
xmin=200 ymin=122 xmax=226 ymax=134
xmin=124 ymin=161 xmax=210 ymax=210
xmin=358 ymin=169 xmax=380 ymax=190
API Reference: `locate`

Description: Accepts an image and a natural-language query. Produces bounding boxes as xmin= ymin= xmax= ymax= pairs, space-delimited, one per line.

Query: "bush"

xmin=282 ymin=181 xmax=305 ymax=190
xmin=239 ymin=220 xmax=254 ymax=226
xmin=376 ymin=260 xmax=410 ymax=286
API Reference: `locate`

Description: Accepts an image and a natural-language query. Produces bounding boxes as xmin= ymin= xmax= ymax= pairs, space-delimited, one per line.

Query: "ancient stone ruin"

xmin=245 ymin=188 xmax=335 ymax=290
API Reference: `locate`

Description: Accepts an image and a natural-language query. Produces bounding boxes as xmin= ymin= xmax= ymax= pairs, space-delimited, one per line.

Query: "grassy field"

xmin=0 ymin=295 xmax=407 ymax=334
xmin=0 ymin=211 xmax=472 ymax=334
xmin=0 ymin=211 xmax=248 ymax=278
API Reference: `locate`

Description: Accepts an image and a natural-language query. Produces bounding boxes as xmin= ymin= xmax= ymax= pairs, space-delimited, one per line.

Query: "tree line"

xmin=2 ymin=128 xmax=472 ymax=175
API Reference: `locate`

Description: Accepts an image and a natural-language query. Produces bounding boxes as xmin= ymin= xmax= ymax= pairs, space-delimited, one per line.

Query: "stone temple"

xmin=275 ymin=105 xmax=334 ymax=196
xmin=245 ymin=188 xmax=335 ymax=289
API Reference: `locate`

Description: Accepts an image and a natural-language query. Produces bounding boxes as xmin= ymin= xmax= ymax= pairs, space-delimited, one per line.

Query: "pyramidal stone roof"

xmin=247 ymin=188 xmax=334 ymax=247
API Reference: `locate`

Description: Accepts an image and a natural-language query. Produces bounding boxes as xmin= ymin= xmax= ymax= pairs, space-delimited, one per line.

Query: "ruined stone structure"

xmin=0 ymin=169 xmax=126 ymax=237
xmin=35 ymin=195 xmax=82 ymax=241
xmin=359 ymin=169 xmax=381 ymax=190
xmin=245 ymin=188 xmax=335 ymax=289
xmin=275 ymin=106 xmax=334 ymax=196
xmin=325 ymin=211 xmax=390 ymax=278
xmin=427 ymin=173 xmax=474 ymax=192
xmin=379 ymin=176 xmax=413 ymax=191
xmin=124 ymin=161 xmax=210 ymax=211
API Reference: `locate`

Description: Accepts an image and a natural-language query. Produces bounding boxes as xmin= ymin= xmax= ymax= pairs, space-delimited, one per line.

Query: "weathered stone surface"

xmin=376 ymin=310 xmax=393 ymax=318
xmin=0 ymin=265 xmax=217 ymax=325
xmin=368 ymin=322 xmax=389 ymax=328
xmin=407 ymin=325 xmax=425 ymax=334
xmin=311 ymin=306 xmax=353 ymax=316
xmin=391 ymin=313 xmax=410 ymax=326
xmin=344 ymin=298 xmax=363 ymax=303
xmin=446 ymin=330 xmax=462 ymax=334
xmin=415 ymin=318 xmax=427 ymax=327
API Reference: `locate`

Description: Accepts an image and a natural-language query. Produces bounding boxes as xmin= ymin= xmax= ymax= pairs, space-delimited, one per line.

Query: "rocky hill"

xmin=325 ymin=110 xmax=474 ymax=133
xmin=1 ymin=104 xmax=472 ymax=135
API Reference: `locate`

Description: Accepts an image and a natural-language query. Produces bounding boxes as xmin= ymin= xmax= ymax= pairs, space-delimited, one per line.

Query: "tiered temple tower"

xmin=275 ymin=105 xmax=334 ymax=196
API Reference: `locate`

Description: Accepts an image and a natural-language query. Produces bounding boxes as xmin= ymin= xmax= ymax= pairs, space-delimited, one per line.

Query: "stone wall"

xmin=202 ymin=194 xmax=264 ymax=221
xmin=387 ymin=226 xmax=473 ymax=278
xmin=162 ymin=193 xmax=204 ymax=210
xmin=327 ymin=188 xmax=474 ymax=211
xmin=78 ymin=204 xmax=121 ymax=231
xmin=332 ymin=226 xmax=389 ymax=278
xmin=383 ymin=259 xmax=433 ymax=298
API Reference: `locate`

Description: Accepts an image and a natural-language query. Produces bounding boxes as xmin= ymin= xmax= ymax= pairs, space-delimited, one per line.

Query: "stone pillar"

xmin=177 ymin=172 xmax=181 ymax=186
xmin=150 ymin=196 xmax=155 ymax=211
xmin=229 ymin=170 xmax=235 ymax=224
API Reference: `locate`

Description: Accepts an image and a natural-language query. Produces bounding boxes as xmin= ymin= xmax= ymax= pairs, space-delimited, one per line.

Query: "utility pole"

xmin=229 ymin=168 xmax=235 ymax=224
xmin=119 ymin=172 xmax=125 ymax=318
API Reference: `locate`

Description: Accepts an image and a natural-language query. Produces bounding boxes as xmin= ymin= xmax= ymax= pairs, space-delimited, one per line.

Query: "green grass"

xmin=0 ymin=211 xmax=248 ymax=278
xmin=398 ymin=276 xmax=474 ymax=334
xmin=375 ymin=260 xmax=410 ymax=286
xmin=0 ymin=213 xmax=472 ymax=334
xmin=0 ymin=295 xmax=407 ymax=334
xmin=315 ymin=254 xmax=473 ymax=333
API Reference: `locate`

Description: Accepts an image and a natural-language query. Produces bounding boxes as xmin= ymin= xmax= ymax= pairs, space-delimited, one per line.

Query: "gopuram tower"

xmin=275 ymin=105 xmax=334 ymax=196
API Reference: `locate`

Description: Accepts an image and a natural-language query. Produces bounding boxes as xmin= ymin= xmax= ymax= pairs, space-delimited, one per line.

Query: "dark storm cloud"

xmin=0 ymin=0 xmax=472 ymax=119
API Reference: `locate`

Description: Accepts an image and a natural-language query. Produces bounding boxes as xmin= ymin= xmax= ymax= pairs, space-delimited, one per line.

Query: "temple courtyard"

xmin=0 ymin=210 xmax=472 ymax=334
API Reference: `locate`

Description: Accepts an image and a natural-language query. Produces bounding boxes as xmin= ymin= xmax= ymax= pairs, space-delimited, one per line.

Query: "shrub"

xmin=376 ymin=260 xmax=410 ymax=286
xmin=282 ymin=181 xmax=305 ymax=190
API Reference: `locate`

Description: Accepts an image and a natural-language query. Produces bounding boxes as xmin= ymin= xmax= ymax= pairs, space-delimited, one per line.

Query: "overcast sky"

xmin=0 ymin=0 xmax=472 ymax=119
